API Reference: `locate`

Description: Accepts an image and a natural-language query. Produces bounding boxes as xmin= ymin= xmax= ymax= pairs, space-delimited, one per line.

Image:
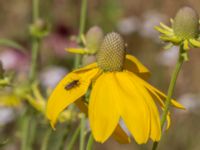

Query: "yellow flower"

xmin=46 ymin=32 xmax=184 ymax=144
xmin=155 ymin=7 xmax=200 ymax=50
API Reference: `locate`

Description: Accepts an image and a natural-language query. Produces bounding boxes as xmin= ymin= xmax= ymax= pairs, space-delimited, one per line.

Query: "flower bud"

xmin=97 ymin=32 xmax=125 ymax=72
xmin=173 ymin=7 xmax=199 ymax=39
xmin=30 ymin=18 xmax=50 ymax=38
xmin=85 ymin=26 xmax=104 ymax=54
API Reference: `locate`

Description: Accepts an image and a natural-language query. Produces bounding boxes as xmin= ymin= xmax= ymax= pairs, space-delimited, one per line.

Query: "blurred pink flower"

xmin=0 ymin=48 xmax=29 ymax=72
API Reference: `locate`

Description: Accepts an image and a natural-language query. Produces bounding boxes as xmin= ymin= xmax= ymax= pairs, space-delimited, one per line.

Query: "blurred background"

xmin=1 ymin=0 xmax=200 ymax=150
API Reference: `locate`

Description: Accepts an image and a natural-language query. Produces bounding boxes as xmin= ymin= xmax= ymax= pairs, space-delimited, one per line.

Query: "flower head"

xmin=155 ymin=6 xmax=200 ymax=50
xmin=46 ymin=32 xmax=184 ymax=144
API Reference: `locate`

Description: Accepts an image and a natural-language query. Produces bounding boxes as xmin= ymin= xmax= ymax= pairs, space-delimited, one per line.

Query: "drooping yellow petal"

xmin=75 ymin=97 xmax=130 ymax=144
xmin=166 ymin=112 xmax=171 ymax=130
xmin=131 ymin=72 xmax=185 ymax=109
xmin=89 ymin=73 xmax=120 ymax=143
xmin=146 ymin=89 xmax=172 ymax=129
xmin=66 ymin=48 xmax=88 ymax=54
xmin=112 ymin=125 xmax=131 ymax=144
xmin=151 ymin=87 xmax=185 ymax=109
xmin=46 ymin=68 xmax=99 ymax=129
xmin=114 ymin=71 xmax=151 ymax=144
xmin=124 ymin=55 xmax=150 ymax=80
xmin=129 ymin=71 xmax=184 ymax=130
xmin=129 ymin=72 xmax=161 ymax=141
xmin=73 ymin=63 xmax=98 ymax=73
xmin=189 ymin=39 xmax=200 ymax=47
xmin=160 ymin=107 xmax=171 ymax=130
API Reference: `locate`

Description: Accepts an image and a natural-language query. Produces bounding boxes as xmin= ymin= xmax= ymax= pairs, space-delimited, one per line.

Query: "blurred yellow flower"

xmin=46 ymin=32 xmax=184 ymax=144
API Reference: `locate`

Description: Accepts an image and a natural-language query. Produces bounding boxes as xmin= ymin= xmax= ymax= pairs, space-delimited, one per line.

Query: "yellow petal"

xmin=124 ymin=55 xmax=150 ymax=80
xmin=166 ymin=112 xmax=171 ymax=130
xmin=189 ymin=39 xmax=200 ymax=47
xmin=129 ymin=72 xmax=161 ymax=141
xmin=73 ymin=63 xmax=98 ymax=73
xmin=46 ymin=68 xmax=99 ymax=128
xmin=183 ymin=40 xmax=190 ymax=50
xmin=66 ymin=48 xmax=88 ymax=54
xmin=89 ymin=73 xmax=120 ymax=143
xmin=131 ymin=72 xmax=185 ymax=110
xmin=114 ymin=71 xmax=151 ymax=144
xmin=112 ymin=125 xmax=131 ymax=144
xmin=75 ymin=97 xmax=131 ymax=144
xmin=146 ymin=88 xmax=172 ymax=130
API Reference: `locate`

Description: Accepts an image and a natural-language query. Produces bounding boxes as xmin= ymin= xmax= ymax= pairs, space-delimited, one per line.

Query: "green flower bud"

xmin=173 ymin=7 xmax=199 ymax=39
xmin=97 ymin=32 xmax=125 ymax=72
xmin=30 ymin=18 xmax=50 ymax=38
xmin=85 ymin=26 xmax=104 ymax=53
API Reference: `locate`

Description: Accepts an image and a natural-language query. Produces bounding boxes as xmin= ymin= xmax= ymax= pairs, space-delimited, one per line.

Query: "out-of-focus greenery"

xmin=0 ymin=0 xmax=200 ymax=150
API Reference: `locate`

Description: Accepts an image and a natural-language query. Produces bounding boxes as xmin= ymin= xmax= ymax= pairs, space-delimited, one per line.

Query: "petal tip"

xmin=50 ymin=120 xmax=56 ymax=130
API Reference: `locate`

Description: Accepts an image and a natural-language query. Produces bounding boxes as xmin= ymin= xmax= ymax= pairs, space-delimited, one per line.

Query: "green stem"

xmin=86 ymin=134 xmax=94 ymax=150
xmin=29 ymin=0 xmax=40 ymax=82
xmin=21 ymin=114 xmax=30 ymax=150
xmin=67 ymin=125 xmax=81 ymax=150
xmin=21 ymin=112 xmax=36 ymax=150
xmin=78 ymin=0 xmax=87 ymax=43
xmin=70 ymin=0 xmax=88 ymax=149
xmin=28 ymin=118 xmax=37 ymax=150
xmin=33 ymin=0 xmax=39 ymax=22
xmin=59 ymin=127 xmax=70 ymax=150
xmin=73 ymin=0 xmax=87 ymax=69
xmin=41 ymin=128 xmax=52 ymax=150
xmin=80 ymin=114 xmax=86 ymax=150
xmin=22 ymin=0 xmax=40 ymax=149
xmin=152 ymin=46 xmax=185 ymax=150
xmin=74 ymin=55 xmax=82 ymax=69
xmin=29 ymin=38 xmax=39 ymax=82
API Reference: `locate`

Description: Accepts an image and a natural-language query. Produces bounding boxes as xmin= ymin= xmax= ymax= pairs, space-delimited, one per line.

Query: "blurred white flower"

xmin=156 ymin=47 xmax=179 ymax=67
xmin=117 ymin=17 xmax=140 ymax=35
xmin=177 ymin=93 xmax=200 ymax=114
xmin=0 ymin=108 xmax=15 ymax=126
xmin=40 ymin=66 xmax=68 ymax=88
xmin=139 ymin=10 xmax=167 ymax=41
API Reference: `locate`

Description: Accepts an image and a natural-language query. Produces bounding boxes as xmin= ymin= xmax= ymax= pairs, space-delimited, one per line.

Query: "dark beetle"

xmin=65 ymin=80 xmax=79 ymax=90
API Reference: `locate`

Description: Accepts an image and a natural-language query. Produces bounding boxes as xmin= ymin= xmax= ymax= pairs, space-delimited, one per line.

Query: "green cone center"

xmin=97 ymin=32 xmax=125 ymax=72
xmin=173 ymin=7 xmax=199 ymax=39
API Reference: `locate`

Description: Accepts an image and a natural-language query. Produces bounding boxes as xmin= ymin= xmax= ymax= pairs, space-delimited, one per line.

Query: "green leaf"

xmin=0 ymin=38 xmax=26 ymax=53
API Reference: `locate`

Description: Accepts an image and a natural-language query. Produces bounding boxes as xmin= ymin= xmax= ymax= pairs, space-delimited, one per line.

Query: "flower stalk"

xmin=86 ymin=134 xmax=94 ymax=150
xmin=67 ymin=125 xmax=81 ymax=150
xmin=75 ymin=0 xmax=89 ymax=149
xmin=29 ymin=0 xmax=40 ymax=83
xmin=152 ymin=6 xmax=199 ymax=149
xmin=74 ymin=0 xmax=88 ymax=69
xmin=21 ymin=0 xmax=41 ymax=150
xmin=80 ymin=114 xmax=86 ymax=150
xmin=152 ymin=45 xmax=186 ymax=150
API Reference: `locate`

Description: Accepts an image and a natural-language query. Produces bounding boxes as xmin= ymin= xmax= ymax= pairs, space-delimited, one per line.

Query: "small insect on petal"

xmin=65 ymin=80 xmax=80 ymax=90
